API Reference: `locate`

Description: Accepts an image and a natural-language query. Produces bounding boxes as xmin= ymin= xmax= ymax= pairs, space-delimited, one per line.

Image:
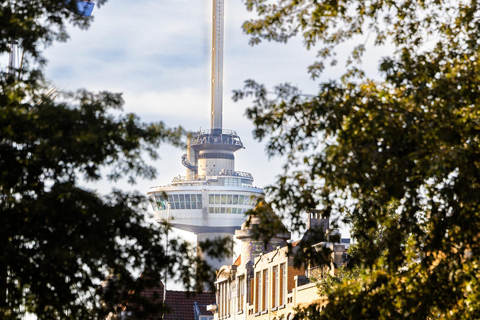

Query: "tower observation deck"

xmin=148 ymin=0 xmax=263 ymax=270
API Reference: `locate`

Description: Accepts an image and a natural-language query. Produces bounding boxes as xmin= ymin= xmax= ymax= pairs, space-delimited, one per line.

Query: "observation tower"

xmin=148 ymin=0 xmax=263 ymax=270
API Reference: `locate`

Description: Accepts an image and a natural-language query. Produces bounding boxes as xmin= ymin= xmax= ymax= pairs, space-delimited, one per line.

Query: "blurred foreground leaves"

xmin=0 ymin=1 xmax=227 ymax=319
xmin=239 ymin=0 xmax=480 ymax=318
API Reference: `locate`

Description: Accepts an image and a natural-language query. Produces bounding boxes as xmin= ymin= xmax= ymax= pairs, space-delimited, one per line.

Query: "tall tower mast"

xmin=148 ymin=0 xmax=263 ymax=272
xmin=211 ymin=0 xmax=224 ymax=130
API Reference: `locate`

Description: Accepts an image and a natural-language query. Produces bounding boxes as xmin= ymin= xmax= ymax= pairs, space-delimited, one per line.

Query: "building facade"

xmin=209 ymin=211 xmax=348 ymax=320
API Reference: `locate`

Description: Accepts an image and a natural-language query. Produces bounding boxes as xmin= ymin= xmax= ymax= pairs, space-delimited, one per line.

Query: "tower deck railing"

xmin=218 ymin=169 xmax=253 ymax=179
xmin=197 ymin=128 xmax=238 ymax=135
xmin=171 ymin=170 xmax=254 ymax=183
xmin=190 ymin=129 xmax=243 ymax=148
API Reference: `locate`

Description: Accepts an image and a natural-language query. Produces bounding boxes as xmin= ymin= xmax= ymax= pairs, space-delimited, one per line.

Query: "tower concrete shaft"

xmin=211 ymin=0 xmax=224 ymax=130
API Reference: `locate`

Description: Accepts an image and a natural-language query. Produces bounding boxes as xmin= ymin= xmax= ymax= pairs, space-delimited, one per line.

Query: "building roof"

xmin=164 ymin=290 xmax=215 ymax=320
xmin=233 ymin=254 xmax=241 ymax=266
xmin=291 ymin=240 xmax=301 ymax=247
xmin=128 ymin=282 xmax=215 ymax=320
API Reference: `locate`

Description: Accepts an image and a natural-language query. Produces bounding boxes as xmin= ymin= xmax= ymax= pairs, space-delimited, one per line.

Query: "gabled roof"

xmin=131 ymin=282 xmax=215 ymax=320
xmin=233 ymin=254 xmax=241 ymax=266
xmin=291 ymin=240 xmax=301 ymax=247
xmin=164 ymin=290 xmax=215 ymax=320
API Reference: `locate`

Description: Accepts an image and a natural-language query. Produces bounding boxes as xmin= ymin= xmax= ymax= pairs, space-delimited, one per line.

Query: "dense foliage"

xmin=0 ymin=1 xmax=219 ymax=319
xmin=237 ymin=0 xmax=480 ymax=318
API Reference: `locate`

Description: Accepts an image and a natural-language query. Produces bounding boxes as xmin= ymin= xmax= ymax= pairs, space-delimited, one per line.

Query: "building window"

xmin=224 ymin=177 xmax=253 ymax=187
xmin=263 ymin=269 xmax=268 ymax=311
xmin=219 ymin=281 xmax=223 ymax=318
xmin=220 ymin=280 xmax=230 ymax=318
xmin=173 ymin=194 xmax=179 ymax=209
xmin=228 ymin=282 xmax=231 ymax=317
xmin=168 ymin=195 xmax=174 ymax=210
xmin=279 ymin=263 xmax=286 ymax=306
xmin=255 ymin=271 xmax=261 ymax=313
xmin=207 ymin=194 xmax=257 ymax=213
xmin=154 ymin=196 xmax=167 ymax=210
xmin=179 ymin=194 xmax=185 ymax=209
xmin=207 ymin=206 xmax=249 ymax=214
xmin=217 ymin=280 xmax=231 ymax=318
xmin=272 ymin=266 xmax=278 ymax=308
xmin=248 ymin=276 xmax=254 ymax=306
xmin=217 ymin=282 xmax=221 ymax=318
xmin=153 ymin=194 xmax=204 ymax=211
xmin=238 ymin=277 xmax=244 ymax=313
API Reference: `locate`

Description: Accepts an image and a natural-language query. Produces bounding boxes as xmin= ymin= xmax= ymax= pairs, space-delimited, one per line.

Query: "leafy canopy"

xmin=237 ymin=0 xmax=480 ymax=318
xmin=0 ymin=1 xmax=222 ymax=319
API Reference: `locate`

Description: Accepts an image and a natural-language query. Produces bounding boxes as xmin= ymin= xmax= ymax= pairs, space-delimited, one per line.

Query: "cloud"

xmin=41 ymin=0 xmax=321 ymax=203
xmin=42 ymin=0 xmax=389 ymax=197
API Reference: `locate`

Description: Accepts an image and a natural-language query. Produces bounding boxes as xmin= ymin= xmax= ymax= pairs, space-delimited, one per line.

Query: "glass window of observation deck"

xmin=224 ymin=177 xmax=253 ymax=187
xmin=150 ymin=194 xmax=204 ymax=210
xmin=207 ymin=194 xmax=259 ymax=207
xmin=197 ymin=195 xmax=202 ymax=206
xmin=179 ymin=195 xmax=185 ymax=209
xmin=174 ymin=195 xmax=179 ymax=209
xmin=208 ymin=206 xmax=249 ymax=214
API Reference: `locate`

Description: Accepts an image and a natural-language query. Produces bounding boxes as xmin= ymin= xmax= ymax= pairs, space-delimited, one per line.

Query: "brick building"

xmin=208 ymin=210 xmax=347 ymax=320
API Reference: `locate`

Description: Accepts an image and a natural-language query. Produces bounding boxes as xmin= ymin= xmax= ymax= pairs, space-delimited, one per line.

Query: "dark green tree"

xmin=237 ymin=0 xmax=480 ymax=318
xmin=0 ymin=1 xmax=218 ymax=319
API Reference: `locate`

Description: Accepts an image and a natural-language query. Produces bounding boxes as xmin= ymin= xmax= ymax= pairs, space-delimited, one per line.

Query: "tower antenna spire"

xmin=211 ymin=0 xmax=224 ymax=130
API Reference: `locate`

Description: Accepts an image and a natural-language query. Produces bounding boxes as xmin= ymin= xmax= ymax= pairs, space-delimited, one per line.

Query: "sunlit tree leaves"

xmin=238 ymin=0 xmax=480 ymax=318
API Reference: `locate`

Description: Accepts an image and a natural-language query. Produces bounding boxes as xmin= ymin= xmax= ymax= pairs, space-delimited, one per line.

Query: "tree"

xmin=236 ymin=0 xmax=480 ymax=318
xmin=0 ymin=1 xmax=217 ymax=319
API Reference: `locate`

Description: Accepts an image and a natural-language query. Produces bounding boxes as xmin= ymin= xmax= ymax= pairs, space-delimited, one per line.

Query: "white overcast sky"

xmin=43 ymin=0 xmax=384 ymax=194
xmin=41 ymin=0 xmax=388 ymax=243
xmin=43 ymin=0 xmax=319 ymax=192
